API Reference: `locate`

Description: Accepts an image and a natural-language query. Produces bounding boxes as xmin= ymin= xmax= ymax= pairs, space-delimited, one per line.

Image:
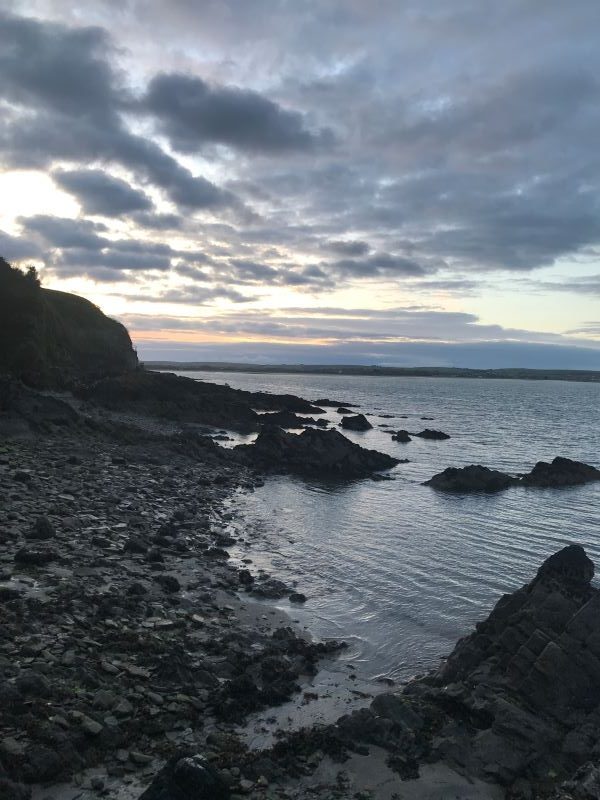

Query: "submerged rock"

xmin=424 ymin=464 xmax=516 ymax=492
xmin=522 ymin=456 xmax=600 ymax=488
xmin=340 ymin=413 xmax=372 ymax=431
xmin=138 ymin=753 xmax=229 ymax=800
xmin=235 ymin=426 xmax=399 ymax=478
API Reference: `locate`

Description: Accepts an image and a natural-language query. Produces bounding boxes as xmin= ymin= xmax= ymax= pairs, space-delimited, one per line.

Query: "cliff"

xmin=0 ymin=257 xmax=138 ymax=387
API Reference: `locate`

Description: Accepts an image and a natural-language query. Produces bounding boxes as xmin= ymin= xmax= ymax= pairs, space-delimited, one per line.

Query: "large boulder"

xmin=521 ymin=457 xmax=600 ymax=488
xmin=391 ymin=430 xmax=411 ymax=443
xmin=340 ymin=413 xmax=372 ymax=431
xmin=234 ymin=426 xmax=399 ymax=478
xmin=424 ymin=464 xmax=517 ymax=492
xmin=138 ymin=753 xmax=229 ymax=800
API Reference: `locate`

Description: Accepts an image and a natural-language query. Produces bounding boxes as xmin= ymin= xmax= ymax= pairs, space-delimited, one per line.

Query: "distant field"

xmin=143 ymin=362 xmax=600 ymax=383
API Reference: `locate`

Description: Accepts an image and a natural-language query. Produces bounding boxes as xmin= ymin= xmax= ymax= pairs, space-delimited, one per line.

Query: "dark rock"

xmin=204 ymin=547 xmax=229 ymax=560
xmin=21 ymin=745 xmax=64 ymax=783
xmin=289 ymin=592 xmax=307 ymax=604
xmin=531 ymin=543 xmax=594 ymax=594
xmin=414 ymin=428 xmax=450 ymax=440
xmin=235 ymin=426 xmax=399 ymax=478
xmin=13 ymin=471 xmax=32 ymax=483
xmin=14 ymin=547 xmax=58 ymax=566
xmin=521 ymin=457 xmax=600 ymax=488
xmin=340 ymin=414 xmax=372 ymax=431
xmin=238 ymin=569 xmax=254 ymax=585
xmin=314 ymin=399 xmax=358 ymax=408
xmin=138 ymin=752 xmax=229 ymax=800
xmin=15 ymin=671 xmax=52 ymax=698
xmin=0 ymin=777 xmax=31 ymax=800
xmin=252 ymin=578 xmax=289 ymax=599
xmin=154 ymin=574 xmax=180 ymax=593
xmin=391 ymin=430 xmax=411 ymax=443
xmin=147 ymin=547 xmax=164 ymax=563
xmin=424 ymin=464 xmax=517 ymax=492
xmin=25 ymin=516 xmax=55 ymax=541
xmin=336 ymin=407 xmax=353 ymax=414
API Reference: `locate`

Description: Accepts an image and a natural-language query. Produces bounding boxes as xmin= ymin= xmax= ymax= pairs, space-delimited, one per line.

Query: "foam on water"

xmin=180 ymin=372 xmax=600 ymax=681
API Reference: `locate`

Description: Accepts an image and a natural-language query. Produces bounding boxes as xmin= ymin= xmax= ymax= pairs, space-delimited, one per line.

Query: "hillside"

xmin=0 ymin=257 xmax=138 ymax=387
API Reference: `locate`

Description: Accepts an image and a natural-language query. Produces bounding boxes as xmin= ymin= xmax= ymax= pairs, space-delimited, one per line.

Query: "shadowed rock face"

xmin=343 ymin=545 xmax=600 ymax=794
xmin=235 ymin=425 xmax=400 ymax=478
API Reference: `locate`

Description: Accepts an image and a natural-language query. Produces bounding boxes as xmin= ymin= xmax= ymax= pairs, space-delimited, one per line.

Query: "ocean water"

xmin=179 ymin=371 xmax=600 ymax=682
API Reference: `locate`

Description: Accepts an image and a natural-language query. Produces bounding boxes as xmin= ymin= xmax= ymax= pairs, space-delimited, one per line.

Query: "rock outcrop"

xmin=235 ymin=426 xmax=400 ymax=478
xmin=340 ymin=413 xmax=372 ymax=431
xmin=78 ymin=371 xmax=323 ymax=433
xmin=391 ymin=430 xmax=411 ymax=443
xmin=336 ymin=546 xmax=600 ymax=795
xmin=414 ymin=428 xmax=450 ymax=440
xmin=522 ymin=456 xmax=600 ymax=488
xmin=424 ymin=464 xmax=517 ymax=492
xmin=138 ymin=752 xmax=229 ymax=800
xmin=425 ymin=457 xmax=600 ymax=493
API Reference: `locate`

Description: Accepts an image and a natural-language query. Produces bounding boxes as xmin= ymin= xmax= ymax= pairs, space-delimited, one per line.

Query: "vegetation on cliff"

xmin=0 ymin=257 xmax=138 ymax=387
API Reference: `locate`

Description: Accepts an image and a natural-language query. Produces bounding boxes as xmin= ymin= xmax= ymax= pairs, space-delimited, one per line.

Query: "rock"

xmin=15 ymin=671 xmax=52 ymax=698
xmin=154 ymin=574 xmax=180 ymax=593
xmin=14 ymin=547 xmax=58 ymax=566
xmin=138 ymin=752 xmax=230 ymax=800
xmin=314 ymin=399 xmax=358 ymax=408
xmin=521 ymin=457 xmax=600 ymax=488
xmin=391 ymin=430 xmax=411 ymax=443
xmin=0 ymin=777 xmax=31 ymax=800
xmin=21 ymin=744 xmax=64 ymax=782
xmin=424 ymin=464 xmax=516 ymax=492
xmin=235 ymin=426 xmax=399 ymax=478
xmin=147 ymin=547 xmax=164 ymax=563
xmin=414 ymin=428 xmax=450 ymax=440
xmin=336 ymin=407 xmax=353 ymax=414
xmin=530 ymin=543 xmax=594 ymax=594
xmin=124 ymin=536 xmax=148 ymax=554
xmin=340 ymin=414 xmax=372 ymax=431
xmin=289 ymin=592 xmax=307 ymax=604
xmin=25 ymin=516 xmax=55 ymax=541
xmin=238 ymin=569 xmax=254 ymax=585
xmin=251 ymin=578 xmax=289 ymax=599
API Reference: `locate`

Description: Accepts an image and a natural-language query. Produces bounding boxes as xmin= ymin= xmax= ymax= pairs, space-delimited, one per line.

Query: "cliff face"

xmin=0 ymin=258 xmax=138 ymax=387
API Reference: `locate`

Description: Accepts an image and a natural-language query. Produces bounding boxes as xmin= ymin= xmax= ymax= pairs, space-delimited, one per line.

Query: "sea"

xmin=177 ymin=371 xmax=600 ymax=683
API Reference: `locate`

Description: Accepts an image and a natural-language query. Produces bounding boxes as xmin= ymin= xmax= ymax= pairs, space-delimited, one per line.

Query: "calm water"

xmin=181 ymin=372 xmax=600 ymax=681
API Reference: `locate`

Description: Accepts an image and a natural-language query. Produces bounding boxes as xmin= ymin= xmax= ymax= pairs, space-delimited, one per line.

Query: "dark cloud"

xmin=0 ymin=230 xmax=42 ymax=262
xmin=53 ymin=169 xmax=153 ymax=215
xmin=324 ymin=240 xmax=371 ymax=257
xmin=21 ymin=215 xmax=108 ymax=250
xmin=0 ymin=11 xmax=240 ymax=213
xmin=331 ymin=253 xmax=432 ymax=279
xmin=143 ymin=72 xmax=333 ymax=154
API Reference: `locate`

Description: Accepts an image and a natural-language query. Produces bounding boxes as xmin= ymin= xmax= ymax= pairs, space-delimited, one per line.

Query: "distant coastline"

xmin=144 ymin=361 xmax=600 ymax=383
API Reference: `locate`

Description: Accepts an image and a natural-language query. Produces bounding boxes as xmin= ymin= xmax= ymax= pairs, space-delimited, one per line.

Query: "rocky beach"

xmin=3 ymin=261 xmax=600 ymax=800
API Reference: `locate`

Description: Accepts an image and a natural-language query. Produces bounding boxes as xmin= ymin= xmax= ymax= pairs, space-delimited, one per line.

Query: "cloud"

xmin=53 ymin=169 xmax=153 ymax=215
xmin=0 ymin=11 xmax=241 ymax=213
xmin=142 ymin=72 xmax=333 ymax=154
xmin=0 ymin=229 xmax=42 ymax=262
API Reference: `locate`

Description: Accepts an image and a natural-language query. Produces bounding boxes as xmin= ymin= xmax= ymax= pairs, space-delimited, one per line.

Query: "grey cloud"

xmin=21 ymin=215 xmax=108 ymax=250
xmin=143 ymin=72 xmax=333 ymax=154
xmin=53 ymin=169 xmax=153 ymax=215
xmin=331 ymin=253 xmax=432 ymax=278
xmin=324 ymin=240 xmax=371 ymax=257
xmin=0 ymin=11 xmax=241 ymax=213
xmin=0 ymin=230 xmax=42 ymax=262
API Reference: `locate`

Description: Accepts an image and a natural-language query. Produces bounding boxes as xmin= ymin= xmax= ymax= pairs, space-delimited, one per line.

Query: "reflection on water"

xmin=185 ymin=372 xmax=600 ymax=681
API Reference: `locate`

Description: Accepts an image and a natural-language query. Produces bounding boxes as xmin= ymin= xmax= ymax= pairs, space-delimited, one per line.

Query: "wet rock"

xmin=336 ymin=407 xmax=353 ymax=414
xmin=14 ymin=547 xmax=58 ymax=565
xmin=289 ymin=592 xmax=307 ymax=604
xmin=314 ymin=398 xmax=358 ymax=408
xmin=251 ymin=578 xmax=289 ymax=599
xmin=15 ymin=671 xmax=52 ymax=698
xmin=154 ymin=574 xmax=181 ymax=593
xmin=391 ymin=430 xmax=411 ymax=443
xmin=238 ymin=569 xmax=254 ymax=586
xmin=21 ymin=745 xmax=64 ymax=783
xmin=0 ymin=776 xmax=31 ymax=800
xmin=521 ymin=457 xmax=600 ymax=488
xmin=414 ymin=428 xmax=450 ymax=440
xmin=124 ymin=536 xmax=148 ymax=554
xmin=25 ymin=516 xmax=55 ymax=541
xmin=424 ymin=464 xmax=516 ymax=492
xmin=340 ymin=414 xmax=372 ymax=431
xmin=138 ymin=752 xmax=229 ymax=800
xmin=235 ymin=426 xmax=399 ymax=478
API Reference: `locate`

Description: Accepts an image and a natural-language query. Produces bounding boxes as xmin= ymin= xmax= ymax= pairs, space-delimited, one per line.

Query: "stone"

xmin=340 ymin=414 xmax=372 ymax=432
xmin=14 ymin=547 xmax=58 ymax=566
xmin=521 ymin=457 xmax=600 ymax=488
xmin=391 ymin=429 xmax=411 ymax=443
xmin=414 ymin=429 xmax=450 ymax=440
xmin=154 ymin=574 xmax=180 ymax=593
xmin=25 ymin=516 xmax=55 ymax=541
xmin=138 ymin=752 xmax=230 ymax=800
xmin=424 ymin=464 xmax=517 ymax=493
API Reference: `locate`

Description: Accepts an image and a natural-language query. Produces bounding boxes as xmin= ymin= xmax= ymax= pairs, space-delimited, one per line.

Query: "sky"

xmin=1 ymin=0 xmax=599 ymax=369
